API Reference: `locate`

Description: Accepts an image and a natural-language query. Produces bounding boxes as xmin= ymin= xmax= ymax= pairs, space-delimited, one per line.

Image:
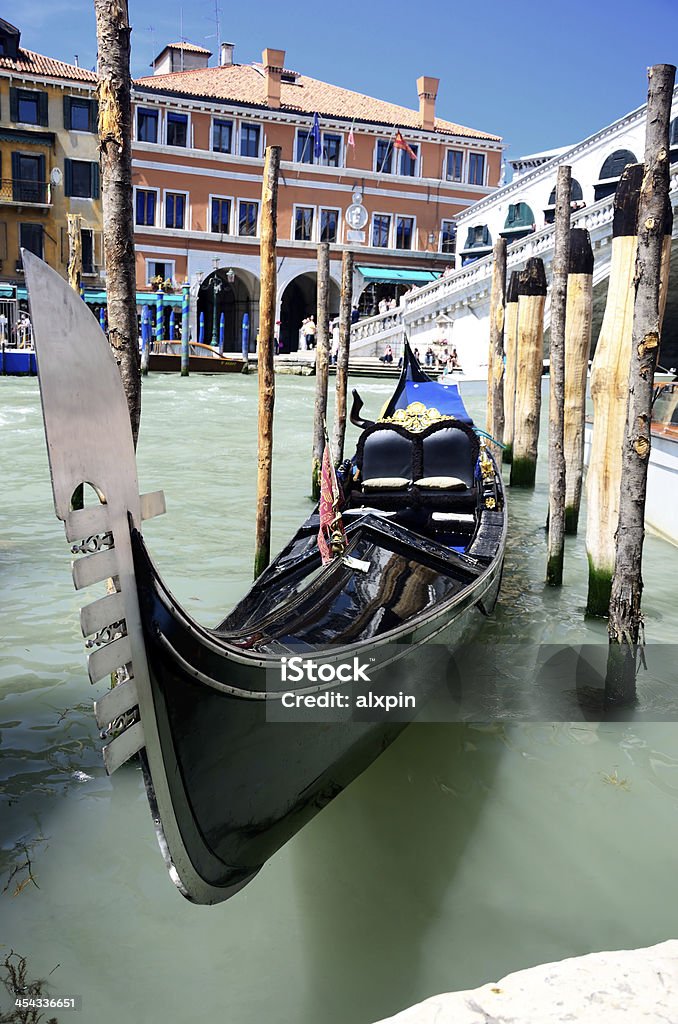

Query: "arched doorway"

xmin=279 ymin=273 xmax=340 ymax=352
xmin=197 ymin=269 xmax=259 ymax=351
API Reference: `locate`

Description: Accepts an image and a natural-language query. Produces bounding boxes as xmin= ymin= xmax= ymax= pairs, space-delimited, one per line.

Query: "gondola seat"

xmin=412 ymin=422 xmax=479 ymax=511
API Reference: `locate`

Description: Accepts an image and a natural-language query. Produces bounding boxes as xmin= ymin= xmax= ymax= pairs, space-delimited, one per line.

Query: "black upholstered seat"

xmin=421 ymin=425 xmax=477 ymax=487
xmin=360 ymin=428 xmax=414 ymax=486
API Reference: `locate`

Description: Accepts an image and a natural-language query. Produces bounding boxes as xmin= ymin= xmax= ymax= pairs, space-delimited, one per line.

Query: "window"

xmin=468 ymin=152 xmax=485 ymax=185
xmin=81 ymin=229 xmax=94 ymax=273
xmin=399 ymin=144 xmax=418 ymax=177
xmin=446 ymin=150 xmax=463 ymax=182
xmin=166 ymin=111 xmax=188 ymax=148
xmin=323 ymin=134 xmax=342 ymax=167
xmin=20 ymin=223 xmax=43 ymax=259
xmin=136 ymin=189 xmax=157 ymax=226
xmin=440 ymin=220 xmax=456 ymax=254
xmin=240 ymin=124 xmax=260 ymax=158
xmin=211 ymin=197 xmax=231 ymax=234
xmin=376 ymin=139 xmax=393 ymax=174
xmin=599 ymin=149 xmax=637 ymax=180
xmin=10 ymin=88 xmax=48 ymax=126
xmin=137 ymin=108 xmax=158 ymax=143
xmin=296 ymin=130 xmax=314 ymax=164
xmin=294 ymin=206 xmax=314 ymax=241
xmin=395 ymin=216 xmax=414 ymax=250
xmin=165 ymin=192 xmax=186 ymax=229
xmin=147 ymin=260 xmax=174 ymax=285
xmin=11 ymin=153 xmax=46 ymax=203
xmin=64 ymin=96 xmax=96 ymax=132
xmin=212 ymin=118 xmax=232 ymax=153
xmin=372 ymin=214 xmax=391 ymax=248
xmin=320 ymin=208 xmax=339 ymax=244
xmin=64 ymin=159 xmax=100 ymax=199
xmin=463 ymin=224 xmax=492 ymax=250
xmin=238 ymin=200 xmax=258 ymax=236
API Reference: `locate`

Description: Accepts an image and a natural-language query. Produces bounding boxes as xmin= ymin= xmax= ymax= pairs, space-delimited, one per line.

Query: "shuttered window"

xmin=10 ymin=88 xmax=48 ymax=126
xmin=64 ymin=96 xmax=97 ymax=132
xmin=64 ymin=159 xmax=100 ymax=199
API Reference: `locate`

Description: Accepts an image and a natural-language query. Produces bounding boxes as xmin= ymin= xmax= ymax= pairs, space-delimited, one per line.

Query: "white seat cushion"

xmin=362 ymin=476 xmax=411 ymax=491
xmin=432 ymin=512 xmax=475 ymax=523
xmin=416 ymin=476 xmax=467 ymax=490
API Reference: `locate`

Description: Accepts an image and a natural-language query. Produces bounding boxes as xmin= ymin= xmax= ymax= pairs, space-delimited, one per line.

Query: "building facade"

xmin=0 ymin=19 xmax=103 ymax=336
xmin=131 ymin=43 xmax=503 ymax=350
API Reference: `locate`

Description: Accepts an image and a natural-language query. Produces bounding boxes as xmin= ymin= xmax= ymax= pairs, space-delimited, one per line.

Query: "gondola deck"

xmin=25 ymin=251 xmax=507 ymax=904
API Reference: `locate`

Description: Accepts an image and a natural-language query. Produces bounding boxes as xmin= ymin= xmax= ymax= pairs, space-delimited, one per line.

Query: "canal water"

xmin=1 ymin=372 xmax=678 ymax=1024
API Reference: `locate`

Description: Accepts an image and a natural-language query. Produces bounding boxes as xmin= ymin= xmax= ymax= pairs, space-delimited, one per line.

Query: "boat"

xmin=148 ymin=339 xmax=246 ymax=373
xmin=0 ymin=344 xmax=37 ymax=375
xmin=24 ymin=251 xmax=507 ymax=905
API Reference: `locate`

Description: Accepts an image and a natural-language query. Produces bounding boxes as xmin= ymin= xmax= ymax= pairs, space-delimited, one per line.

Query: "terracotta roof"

xmin=135 ymin=64 xmax=501 ymax=141
xmin=0 ymin=47 xmax=96 ymax=83
xmin=161 ymin=42 xmax=212 ymax=55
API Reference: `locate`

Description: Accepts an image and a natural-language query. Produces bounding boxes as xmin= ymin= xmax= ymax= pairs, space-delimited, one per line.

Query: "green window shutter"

xmin=9 ymin=88 xmax=18 ymax=122
xmin=90 ymin=161 xmax=100 ymax=199
xmin=89 ymin=99 xmax=98 ymax=134
xmin=63 ymin=95 xmax=72 ymax=129
xmin=38 ymin=91 xmax=48 ymax=127
xmin=11 ymin=151 xmax=20 ymax=200
xmin=64 ymin=158 xmax=73 ymax=196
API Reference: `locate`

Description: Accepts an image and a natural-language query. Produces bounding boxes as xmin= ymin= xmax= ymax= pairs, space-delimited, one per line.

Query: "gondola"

xmin=25 ymin=251 xmax=507 ymax=905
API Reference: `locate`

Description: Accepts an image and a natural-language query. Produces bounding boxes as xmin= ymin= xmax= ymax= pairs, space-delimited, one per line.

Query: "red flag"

xmin=347 ymin=126 xmax=355 ymax=149
xmin=394 ymin=130 xmax=417 ymax=160
xmin=317 ymin=443 xmax=347 ymax=565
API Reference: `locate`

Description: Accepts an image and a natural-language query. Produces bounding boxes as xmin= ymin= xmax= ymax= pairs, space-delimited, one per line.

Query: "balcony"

xmin=0 ymin=178 xmax=51 ymax=207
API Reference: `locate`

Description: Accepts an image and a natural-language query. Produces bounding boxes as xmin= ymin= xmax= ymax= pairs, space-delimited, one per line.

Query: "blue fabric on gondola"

xmin=390 ymin=380 xmax=473 ymax=424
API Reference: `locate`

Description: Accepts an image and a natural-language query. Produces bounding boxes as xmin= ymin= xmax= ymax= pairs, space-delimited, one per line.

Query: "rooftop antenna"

xmin=204 ymin=0 xmax=222 ymax=63
xmin=179 ymin=8 xmax=185 ymax=71
xmin=148 ymin=25 xmax=156 ymax=70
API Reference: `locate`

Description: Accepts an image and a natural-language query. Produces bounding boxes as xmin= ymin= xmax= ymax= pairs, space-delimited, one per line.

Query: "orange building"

xmin=132 ymin=43 xmax=503 ymax=350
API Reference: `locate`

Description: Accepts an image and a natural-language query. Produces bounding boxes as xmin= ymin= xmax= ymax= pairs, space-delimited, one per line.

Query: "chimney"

xmin=262 ymin=47 xmax=285 ymax=109
xmin=220 ymin=42 xmax=235 ymax=66
xmin=417 ymin=75 xmax=439 ymax=131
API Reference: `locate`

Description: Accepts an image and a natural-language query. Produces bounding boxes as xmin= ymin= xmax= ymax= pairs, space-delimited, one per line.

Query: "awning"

xmin=357 ymin=266 xmax=440 ymax=285
xmin=0 ymin=284 xmax=14 ymax=298
xmin=80 ymin=290 xmax=185 ymax=306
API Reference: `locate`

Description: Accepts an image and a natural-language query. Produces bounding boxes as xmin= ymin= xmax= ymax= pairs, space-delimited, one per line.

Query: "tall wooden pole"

xmin=502 ymin=271 xmax=520 ymax=464
xmin=585 ymin=164 xmax=643 ymax=616
xmin=546 ymin=165 xmax=571 ymax=585
xmin=510 ymin=258 xmax=547 ymax=487
xmin=607 ymin=64 xmax=675 ymax=697
xmin=93 ymin=0 xmax=140 ymax=447
xmin=311 ymin=242 xmax=330 ymax=499
xmin=332 ymin=249 xmax=353 ymax=464
xmin=486 ymin=237 xmax=507 ymax=462
xmin=253 ymin=146 xmax=281 ymax=580
xmin=66 ymin=213 xmax=82 ymax=295
xmin=563 ymin=228 xmax=594 ymax=534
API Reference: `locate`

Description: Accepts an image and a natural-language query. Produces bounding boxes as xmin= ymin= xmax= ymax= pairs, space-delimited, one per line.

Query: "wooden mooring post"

xmin=332 ymin=250 xmax=354 ymax=464
xmin=93 ymin=0 xmax=140 ymax=447
xmin=502 ymin=272 xmax=520 ymax=464
xmin=253 ymin=145 xmax=281 ymax=580
xmin=546 ymin=165 xmax=571 ymax=586
xmin=585 ymin=163 xmax=643 ymax=616
xmin=563 ymin=228 xmax=594 ymax=534
xmin=607 ymin=63 xmax=676 ymax=699
xmin=311 ymin=241 xmax=330 ymax=499
xmin=486 ymin=237 xmax=507 ymax=462
xmin=510 ymin=258 xmax=547 ymax=487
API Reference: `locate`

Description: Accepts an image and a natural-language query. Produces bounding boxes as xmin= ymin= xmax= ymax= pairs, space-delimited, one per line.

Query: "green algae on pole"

xmin=502 ymin=271 xmax=520 ymax=465
xmin=607 ymin=63 xmax=676 ymax=700
xmin=486 ymin=237 xmax=507 ymax=464
xmin=546 ymin=165 xmax=571 ymax=586
xmin=563 ymin=229 xmax=594 ymax=535
xmin=510 ymin=258 xmax=547 ymax=488
xmin=254 ymin=146 xmax=281 ymax=580
xmin=311 ymin=242 xmax=330 ymax=500
xmin=585 ymin=163 xmax=643 ymax=616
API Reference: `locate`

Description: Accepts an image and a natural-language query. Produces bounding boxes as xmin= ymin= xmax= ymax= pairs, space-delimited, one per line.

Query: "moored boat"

xmin=25 ymin=252 xmax=507 ymax=904
xmin=148 ymin=340 xmax=246 ymax=373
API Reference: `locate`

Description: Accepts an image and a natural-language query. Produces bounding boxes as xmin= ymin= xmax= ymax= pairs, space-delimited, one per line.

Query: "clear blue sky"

xmin=17 ymin=0 xmax=678 ymax=160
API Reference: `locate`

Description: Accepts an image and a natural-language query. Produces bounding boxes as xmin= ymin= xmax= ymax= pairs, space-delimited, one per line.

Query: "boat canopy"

xmin=381 ymin=341 xmax=473 ymax=425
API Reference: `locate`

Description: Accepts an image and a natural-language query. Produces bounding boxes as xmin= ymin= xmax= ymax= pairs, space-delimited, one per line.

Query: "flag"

xmin=347 ymin=125 xmax=355 ymax=149
xmin=394 ymin=129 xmax=417 ymax=160
xmin=317 ymin=441 xmax=347 ymax=565
xmin=311 ymin=112 xmax=322 ymax=160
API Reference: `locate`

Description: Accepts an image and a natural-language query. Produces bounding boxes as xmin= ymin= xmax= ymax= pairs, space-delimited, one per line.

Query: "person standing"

xmin=305 ymin=315 xmax=317 ymax=350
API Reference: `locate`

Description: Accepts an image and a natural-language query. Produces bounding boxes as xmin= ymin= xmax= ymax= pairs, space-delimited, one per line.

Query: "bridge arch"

xmin=594 ymin=149 xmax=638 ymax=201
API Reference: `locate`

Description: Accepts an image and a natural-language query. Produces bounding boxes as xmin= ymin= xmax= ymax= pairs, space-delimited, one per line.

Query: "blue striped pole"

xmin=241 ymin=312 xmax=250 ymax=361
xmin=141 ymin=304 xmax=150 ymax=376
xmin=169 ymin=309 xmax=176 ymax=341
xmin=181 ymin=284 xmax=190 ymax=377
xmin=218 ymin=312 xmax=225 ymax=355
xmin=199 ymin=311 xmax=205 ymax=345
xmin=99 ymin=307 xmax=106 ymax=333
xmin=155 ymin=289 xmax=164 ymax=350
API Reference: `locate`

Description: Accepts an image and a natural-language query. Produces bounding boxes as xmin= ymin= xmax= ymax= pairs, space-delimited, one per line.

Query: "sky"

xmin=15 ymin=0 xmax=678 ymax=162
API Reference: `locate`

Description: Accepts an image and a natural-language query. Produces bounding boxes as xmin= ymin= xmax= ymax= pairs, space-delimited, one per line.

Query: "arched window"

xmin=462 ymin=224 xmax=492 ymax=251
xmin=595 ymin=149 xmax=637 ymax=200
xmin=670 ymin=118 xmax=678 ymax=163
xmin=500 ymin=202 xmax=536 ymax=240
xmin=544 ymin=179 xmax=585 ymax=223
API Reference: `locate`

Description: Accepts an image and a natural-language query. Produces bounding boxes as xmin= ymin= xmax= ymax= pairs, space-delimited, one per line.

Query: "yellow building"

xmin=0 ymin=18 xmax=103 ymax=322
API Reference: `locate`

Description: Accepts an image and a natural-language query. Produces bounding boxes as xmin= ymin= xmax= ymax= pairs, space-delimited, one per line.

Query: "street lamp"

xmin=210 ymin=258 xmax=223 ymax=347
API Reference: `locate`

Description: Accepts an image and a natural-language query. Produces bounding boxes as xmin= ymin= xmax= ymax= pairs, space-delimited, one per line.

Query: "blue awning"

xmin=357 ymin=266 xmax=440 ymax=284
xmin=0 ymin=284 xmax=14 ymax=298
xmin=136 ymin=291 xmax=183 ymax=306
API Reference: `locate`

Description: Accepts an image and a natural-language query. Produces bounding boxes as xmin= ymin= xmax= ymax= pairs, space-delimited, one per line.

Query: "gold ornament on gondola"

xmin=379 ymin=402 xmax=450 ymax=432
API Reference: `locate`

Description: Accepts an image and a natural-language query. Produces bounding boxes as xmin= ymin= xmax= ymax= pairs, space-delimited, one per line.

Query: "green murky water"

xmin=1 ymin=373 xmax=677 ymax=1024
